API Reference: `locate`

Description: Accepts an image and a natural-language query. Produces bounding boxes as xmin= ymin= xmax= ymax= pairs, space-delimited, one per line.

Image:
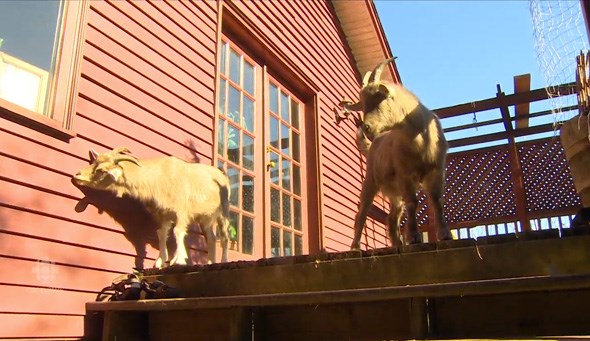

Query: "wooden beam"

xmin=86 ymin=273 xmax=590 ymax=312
xmin=514 ymin=74 xmax=531 ymax=129
xmin=434 ymin=82 xmax=576 ymax=119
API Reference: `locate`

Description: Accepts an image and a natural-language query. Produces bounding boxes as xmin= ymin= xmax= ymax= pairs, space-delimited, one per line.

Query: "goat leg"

xmin=403 ymin=193 xmax=422 ymax=244
xmin=386 ymin=199 xmax=404 ymax=248
xmin=351 ymin=177 xmax=379 ymax=250
xmin=423 ymin=170 xmax=452 ymax=241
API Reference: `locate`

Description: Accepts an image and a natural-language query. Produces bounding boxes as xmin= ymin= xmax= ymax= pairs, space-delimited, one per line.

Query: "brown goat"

xmin=339 ymin=58 xmax=452 ymax=250
xmin=72 ymin=148 xmax=230 ymax=268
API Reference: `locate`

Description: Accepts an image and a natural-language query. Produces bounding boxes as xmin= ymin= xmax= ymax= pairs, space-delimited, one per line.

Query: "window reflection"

xmin=282 ymin=192 xmax=291 ymax=227
xmin=227 ymin=125 xmax=240 ymax=164
xmin=229 ymin=211 xmax=239 ymax=250
xmin=281 ymin=123 xmax=290 ymax=156
xmin=292 ymin=132 xmax=300 ymax=162
xmin=217 ymin=119 xmax=225 ymax=157
xmin=269 ymin=83 xmax=278 ymax=113
xmin=243 ymin=135 xmax=254 ymax=171
xmin=228 ymin=85 xmax=240 ymax=124
xmin=243 ymin=97 xmax=254 ymax=133
xmin=295 ymin=235 xmax=302 ymax=255
xmin=294 ymin=199 xmax=302 ymax=231
xmin=280 ymin=91 xmax=289 ymax=122
xmin=227 ymin=166 xmax=239 ymax=206
xmin=283 ymin=231 xmax=292 ymax=256
xmin=271 ymin=227 xmax=280 ymax=257
xmin=242 ymin=216 xmax=253 ymax=255
xmin=293 ymin=165 xmax=301 ymax=196
xmin=229 ymin=48 xmax=240 ymax=85
xmin=282 ymin=158 xmax=291 ymax=190
xmin=0 ymin=1 xmax=63 ymax=114
xmin=242 ymin=174 xmax=254 ymax=212
xmin=244 ymin=61 xmax=254 ymax=95
xmin=270 ymin=152 xmax=279 ymax=185
xmin=271 ymin=188 xmax=280 ymax=223
xmin=269 ymin=116 xmax=279 ymax=149
xmin=291 ymin=100 xmax=299 ymax=129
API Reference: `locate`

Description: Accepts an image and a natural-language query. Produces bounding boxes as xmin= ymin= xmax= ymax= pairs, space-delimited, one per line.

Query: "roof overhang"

xmin=331 ymin=0 xmax=401 ymax=84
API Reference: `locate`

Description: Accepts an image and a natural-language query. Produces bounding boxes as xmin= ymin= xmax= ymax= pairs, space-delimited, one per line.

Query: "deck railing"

xmin=372 ymin=79 xmax=583 ymax=242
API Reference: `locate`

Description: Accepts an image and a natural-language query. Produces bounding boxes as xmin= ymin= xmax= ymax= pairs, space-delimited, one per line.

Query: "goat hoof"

xmin=170 ymin=256 xmax=188 ymax=266
xmin=350 ymin=242 xmax=361 ymax=251
xmin=154 ymin=258 xmax=166 ymax=269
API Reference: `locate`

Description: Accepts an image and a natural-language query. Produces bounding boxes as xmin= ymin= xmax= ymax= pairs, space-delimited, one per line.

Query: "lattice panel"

xmin=443 ymin=148 xmax=516 ymax=224
xmin=519 ymin=138 xmax=581 ymax=212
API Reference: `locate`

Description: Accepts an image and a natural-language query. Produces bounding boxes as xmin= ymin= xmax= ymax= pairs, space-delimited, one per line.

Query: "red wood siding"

xmin=0 ymin=0 xmax=387 ymax=338
xmin=0 ymin=1 xmax=218 ymax=338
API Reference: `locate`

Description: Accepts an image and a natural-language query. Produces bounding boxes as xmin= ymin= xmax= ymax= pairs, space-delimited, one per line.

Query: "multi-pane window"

xmin=268 ymin=82 xmax=304 ymax=257
xmin=217 ymin=37 xmax=306 ymax=258
xmin=217 ymin=40 xmax=257 ymax=255
xmin=0 ymin=1 xmax=64 ymax=114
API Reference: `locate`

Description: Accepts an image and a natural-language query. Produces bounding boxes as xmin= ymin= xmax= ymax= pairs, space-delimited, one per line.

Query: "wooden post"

xmin=497 ymin=84 xmax=531 ymax=232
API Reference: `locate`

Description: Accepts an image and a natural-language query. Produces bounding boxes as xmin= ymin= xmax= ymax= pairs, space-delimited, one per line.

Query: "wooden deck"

xmin=85 ymin=229 xmax=590 ymax=340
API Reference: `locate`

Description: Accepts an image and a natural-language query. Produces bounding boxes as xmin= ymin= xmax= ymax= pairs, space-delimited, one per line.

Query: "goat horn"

xmin=112 ymin=147 xmax=132 ymax=155
xmin=368 ymin=57 xmax=397 ymax=84
xmin=113 ymin=154 xmax=141 ymax=167
xmin=361 ymin=71 xmax=372 ymax=88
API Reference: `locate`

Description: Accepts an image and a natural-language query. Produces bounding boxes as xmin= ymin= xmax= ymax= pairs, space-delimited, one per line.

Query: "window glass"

xmin=0 ymin=1 xmax=63 ymax=114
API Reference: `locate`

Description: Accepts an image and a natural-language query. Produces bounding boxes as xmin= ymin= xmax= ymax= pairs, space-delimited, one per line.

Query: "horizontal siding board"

xmin=0 ymin=204 xmax=148 ymax=259
xmin=81 ymin=49 xmax=211 ymax=132
xmin=284 ymin=0 xmax=359 ymax=86
xmin=0 ymin=152 xmax=80 ymax=199
xmin=87 ymin=3 xmax=215 ymax=94
xmin=175 ymin=0 xmax=218 ymax=31
xmin=76 ymin=82 xmax=212 ymax=162
xmin=0 ymin=257 xmax=122 ymax=293
xmin=105 ymin=1 xmax=215 ymax=77
xmin=234 ymin=1 xmax=359 ymax=105
xmin=0 ymin=313 xmax=83 ymax=339
xmin=78 ymin=59 xmax=214 ymax=145
xmin=134 ymin=0 xmax=216 ymax=55
xmin=84 ymin=26 xmax=210 ymax=117
xmin=86 ymin=9 xmax=213 ymax=99
xmin=0 ymin=285 xmax=94 ymax=315
xmin=260 ymin=0 xmax=358 ymax=96
xmin=75 ymin=97 xmax=208 ymax=163
xmin=0 ymin=231 xmax=136 ymax=274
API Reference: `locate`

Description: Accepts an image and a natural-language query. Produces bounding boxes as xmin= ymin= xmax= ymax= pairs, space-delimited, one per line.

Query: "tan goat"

xmin=72 ymin=147 xmax=230 ymax=268
xmin=339 ymin=58 xmax=452 ymax=250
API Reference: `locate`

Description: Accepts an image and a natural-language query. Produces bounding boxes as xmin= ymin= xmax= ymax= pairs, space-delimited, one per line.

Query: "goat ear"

xmin=378 ymin=84 xmax=391 ymax=96
xmin=89 ymin=149 xmax=99 ymax=164
xmin=107 ymin=167 xmax=124 ymax=182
